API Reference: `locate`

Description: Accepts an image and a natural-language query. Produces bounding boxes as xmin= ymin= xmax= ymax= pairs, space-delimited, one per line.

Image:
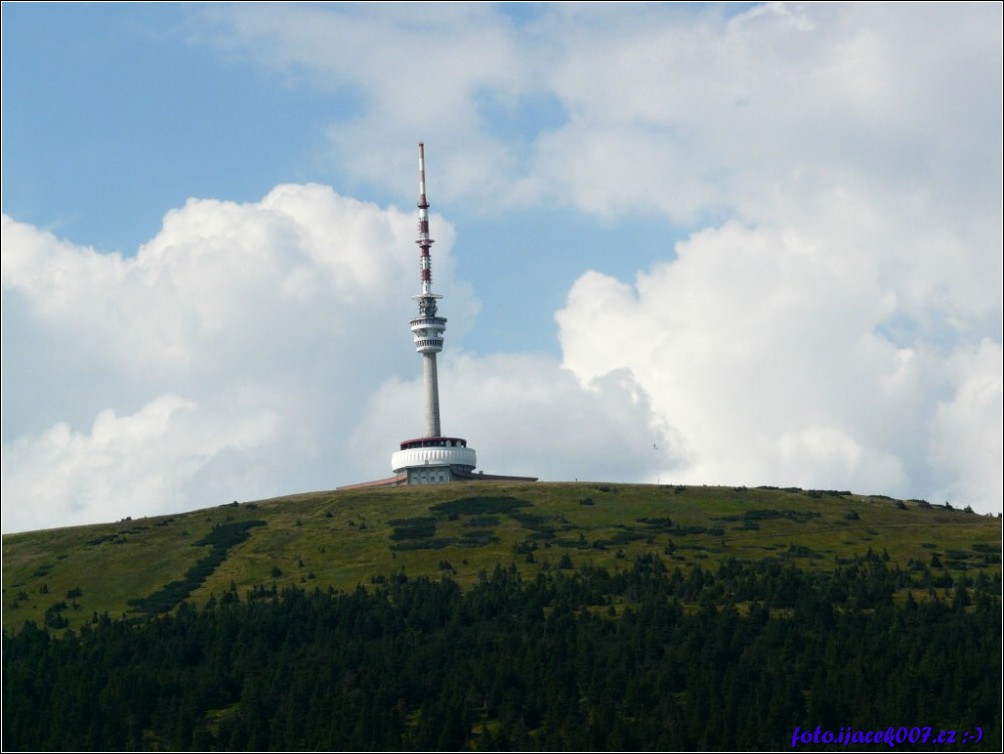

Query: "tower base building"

xmin=339 ymin=434 xmax=534 ymax=490
xmin=392 ymin=436 xmax=476 ymax=484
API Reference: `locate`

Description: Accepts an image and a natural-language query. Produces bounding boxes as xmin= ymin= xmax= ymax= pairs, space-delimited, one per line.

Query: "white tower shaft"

xmin=423 ymin=353 xmax=441 ymax=437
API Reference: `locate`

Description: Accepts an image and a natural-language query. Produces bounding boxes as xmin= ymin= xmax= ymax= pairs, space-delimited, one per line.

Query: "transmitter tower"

xmin=337 ymin=144 xmax=536 ymax=490
xmin=390 ymin=143 xmax=477 ymax=484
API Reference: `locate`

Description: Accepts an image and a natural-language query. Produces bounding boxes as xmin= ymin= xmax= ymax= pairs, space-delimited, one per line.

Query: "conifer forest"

xmin=4 ymin=553 xmax=1000 ymax=751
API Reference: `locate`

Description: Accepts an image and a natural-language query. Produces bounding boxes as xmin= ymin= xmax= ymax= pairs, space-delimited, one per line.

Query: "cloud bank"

xmin=558 ymin=222 xmax=1001 ymax=507
xmin=3 ymin=187 xmax=436 ymax=530
xmin=2 ymin=189 xmax=661 ymax=532
xmin=3 ymin=3 xmax=1000 ymax=530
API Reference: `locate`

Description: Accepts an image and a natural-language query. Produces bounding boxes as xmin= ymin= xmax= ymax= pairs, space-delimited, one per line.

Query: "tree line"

xmin=3 ymin=554 xmax=1000 ymax=751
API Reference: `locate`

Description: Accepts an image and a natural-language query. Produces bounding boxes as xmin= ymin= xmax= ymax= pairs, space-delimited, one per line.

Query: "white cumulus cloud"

xmin=347 ymin=352 xmax=679 ymax=485
xmin=557 ymin=219 xmax=1000 ymax=511
xmin=1 ymin=187 xmax=476 ymax=532
xmin=1 ymin=395 xmax=279 ymax=532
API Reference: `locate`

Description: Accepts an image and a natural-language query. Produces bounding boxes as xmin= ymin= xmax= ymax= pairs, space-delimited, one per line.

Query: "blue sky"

xmin=2 ymin=2 xmax=1001 ymax=532
xmin=2 ymin=2 xmax=682 ymax=355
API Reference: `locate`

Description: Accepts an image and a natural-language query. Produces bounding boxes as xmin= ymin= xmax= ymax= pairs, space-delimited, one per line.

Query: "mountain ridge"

xmin=3 ymin=481 xmax=1000 ymax=634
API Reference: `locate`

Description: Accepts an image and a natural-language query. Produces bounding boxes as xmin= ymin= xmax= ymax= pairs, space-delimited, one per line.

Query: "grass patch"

xmin=389 ymin=538 xmax=456 ymax=552
xmin=388 ymin=518 xmax=438 ymax=541
xmin=457 ymin=530 xmax=499 ymax=547
xmin=128 ymin=521 xmax=265 ymax=616
xmin=637 ymin=517 xmax=674 ymax=531
xmin=430 ymin=496 xmax=532 ymax=516
xmin=713 ymin=509 xmax=822 ymax=524
xmin=781 ymin=544 xmax=823 ymax=559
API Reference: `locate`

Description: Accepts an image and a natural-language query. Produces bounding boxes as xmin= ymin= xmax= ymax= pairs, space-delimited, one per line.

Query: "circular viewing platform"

xmin=391 ymin=436 xmax=477 ymax=474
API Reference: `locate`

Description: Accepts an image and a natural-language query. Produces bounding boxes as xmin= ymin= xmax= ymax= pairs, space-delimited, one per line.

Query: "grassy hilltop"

xmin=3 ymin=481 xmax=1000 ymax=634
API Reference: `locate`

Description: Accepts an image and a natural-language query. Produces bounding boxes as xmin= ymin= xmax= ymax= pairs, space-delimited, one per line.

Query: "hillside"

xmin=3 ymin=481 xmax=1000 ymax=633
xmin=4 ymin=481 xmax=1002 ymax=751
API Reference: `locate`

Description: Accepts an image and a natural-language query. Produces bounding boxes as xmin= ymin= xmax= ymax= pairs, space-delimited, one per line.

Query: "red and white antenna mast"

xmin=417 ymin=142 xmax=437 ymax=298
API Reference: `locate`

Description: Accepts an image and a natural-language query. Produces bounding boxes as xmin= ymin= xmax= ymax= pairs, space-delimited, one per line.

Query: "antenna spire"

xmin=416 ymin=142 xmax=437 ymax=302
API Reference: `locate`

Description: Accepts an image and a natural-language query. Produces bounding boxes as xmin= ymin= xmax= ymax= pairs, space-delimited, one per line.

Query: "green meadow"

xmin=3 ymin=481 xmax=1000 ymax=633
